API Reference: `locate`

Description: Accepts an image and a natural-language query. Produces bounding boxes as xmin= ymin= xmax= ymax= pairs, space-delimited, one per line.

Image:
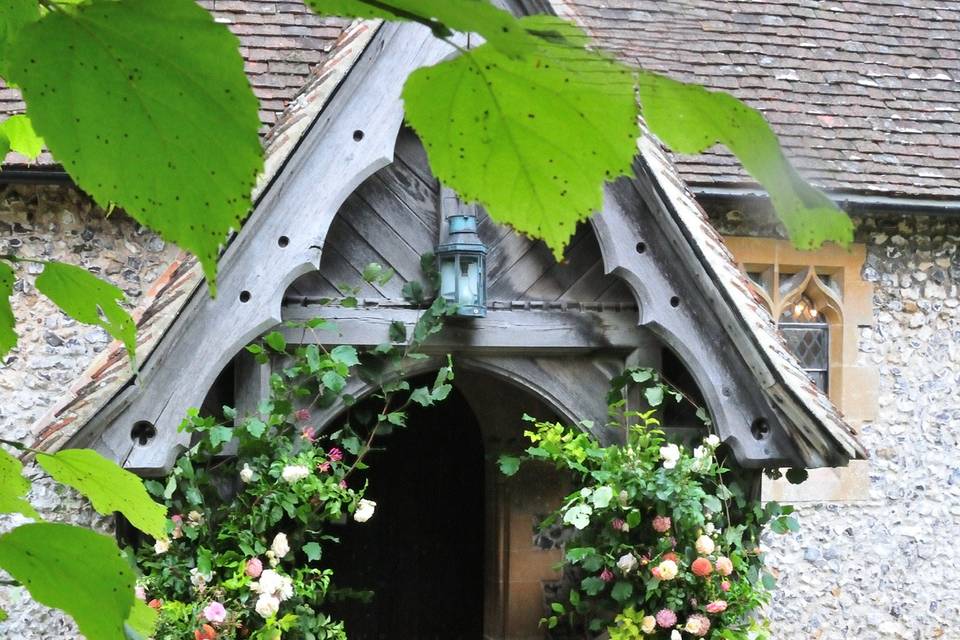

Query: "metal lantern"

xmin=436 ymin=210 xmax=487 ymax=317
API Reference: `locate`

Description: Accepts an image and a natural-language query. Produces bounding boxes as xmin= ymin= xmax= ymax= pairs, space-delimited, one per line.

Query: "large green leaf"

xmin=0 ymin=0 xmax=37 ymax=75
xmin=403 ymin=16 xmax=639 ymax=258
xmin=0 ymin=448 xmax=39 ymax=519
xmin=0 ymin=114 xmax=44 ymax=159
xmin=0 ymin=260 xmax=16 ymax=357
xmin=7 ymin=0 xmax=263 ymax=288
xmin=35 ymin=261 xmax=136 ymax=360
xmin=0 ymin=523 xmax=136 ymax=640
xmin=36 ymin=449 xmax=167 ymax=539
xmin=638 ymin=72 xmax=853 ymax=249
xmin=124 ymin=599 xmax=158 ymax=640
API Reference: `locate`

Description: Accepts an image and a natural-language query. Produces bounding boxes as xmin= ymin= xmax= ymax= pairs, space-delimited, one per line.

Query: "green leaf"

xmin=264 ymin=331 xmax=287 ymax=353
xmin=611 ymin=581 xmax=633 ymax=603
xmin=388 ymin=320 xmax=407 ymax=343
xmin=761 ymin=571 xmax=777 ymax=590
xmin=644 ymin=385 xmax=663 ymax=407
xmin=637 ymin=72 xmax=853 ymax=250
xmin=330 ymin=345 xmax=360 ymax=368
xmin=7 ymin=0 xmax=262 ymax=288
xmin=580 ymin=576 xmax=605 ymax=596
xmin=35 ymin=261 xmax=136 ymax=361
xmin=245 ymin=417 xmax=267 ymax=439
xmin=0 ymin=0 xmax=38 ymax=74
xmin=702 ymin=494 xmax=722 ymax=513
xmin=208 ymin=425 xmax=234 ymax=450
xmin=0 ymin=605 xmax=6 ymax=622
xmin=403 ymin=16 xmax=639 ymax=259
xmin=0 ymin=522 xmax=136 ymax=640
xmin=124 ymin=599 xmax=158 ymax=640
xmin=497 ymin=455 xmax=521 ymax=477
xmin=321 ymin=370 xmax=346 ymax=394
xmin=0 ymin=261 xmax=17 ymax=357
xmin=36 ymin=449 xmax=166 ymax=539
xmin=386 ymin=411 xmax=406 ymax=427
xmin=410 ymin=386 xmax=434 ymax=407
xmin=786 ymin=468 xmax=809 ymax=485
xmin=302 ymin=541 xmax=322 ymax=562
xmin=0 ymin=114 xmax=44 ymax=159
xmin=0 ymin=447 xmax=39 ymax=519
xmin=564 ymin=547 xmax=595 ymax=563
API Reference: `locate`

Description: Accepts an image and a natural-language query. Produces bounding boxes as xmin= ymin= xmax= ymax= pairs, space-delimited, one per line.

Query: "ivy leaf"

xmin=208 ymin=426 xmax=234 ymax=450
xmin=0 ymin=114 xmax=43 ymax=159
xmin=611 ymin=581 xmax=633 ymax=603
xmin=264 ymin=331 xmax=286 ymax=353
xmin=0 ymin=261 xmax=16 ymax=357
xmin=580 ymin=576 xmax=605 ymax=596
xmin=7 ymin=0 xmax=263 ymax=288
xmin=644 ymin=385 xmax=664 ymax=407
xmin=302 ymin=542 xmax=322 ymax=562
xmin=245 ymin=417 xmax=267 ymax=439
xmin=0 ymin=447 xmax=40 ymax=519
xmin=497 ymin=455 xmax=521 ymax=477
xmin=330 ymin=345 xmax=360 ymax=368
xmin=403 ymin=16 xmax=639 ymax=259
xmin=35 ymin=261 xmax=136 ymax=361
xmin=36 ymin=449 xmax=167 ymax=539
xmin=0 ymin=522 xmax=136 ymax=640
xmin=637 ymin=72 xmax=853 ymax=250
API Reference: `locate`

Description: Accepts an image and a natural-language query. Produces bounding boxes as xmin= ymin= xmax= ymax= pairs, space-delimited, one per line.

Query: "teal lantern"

xmin=436 ymin=211 xmax=487 ymax=317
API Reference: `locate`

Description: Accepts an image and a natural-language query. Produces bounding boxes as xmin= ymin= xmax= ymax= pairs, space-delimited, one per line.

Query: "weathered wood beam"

xmin=280 ymin=306 xmax=654 ymax=354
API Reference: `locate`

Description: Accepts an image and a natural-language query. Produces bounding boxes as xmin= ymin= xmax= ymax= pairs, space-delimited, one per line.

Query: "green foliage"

xmin=0 ymin=260 xmax=16 ymax=357
xmin=7 ymin=0 xmax=262 ymax=288
xmin=403 ymin=16 xmax=639 ymax=259
xmin=637 ymin=72 xmax=853 ymax=249
xmin=0 ymin=0 xmax=37 ymax=75
xmin=125 ymin=599 xmax=159 ymax=640
xmin=35 ymin=261 xmax=136 ymax=360
xmin=506 ymin=370 xmax=798 ymax=639
xmin=36 ymin=448 xmax=168 ymax=539
xmin=0 ymin=114 xmax=43 ymax=158
xmin=0 ymin=447 xmax=40 ymax=519
xmin=0 ymin=523 xmax=136 ymax=640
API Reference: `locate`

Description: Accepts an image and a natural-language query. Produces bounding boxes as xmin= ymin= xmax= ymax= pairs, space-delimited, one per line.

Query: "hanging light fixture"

xmin=436 ymin=188 xmax=487 ymax=317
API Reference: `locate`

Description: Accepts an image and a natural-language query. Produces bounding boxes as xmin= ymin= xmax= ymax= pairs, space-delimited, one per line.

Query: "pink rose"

xmin=294 ymin=408 xmax=311 ymax=422
xmin=203 ymin=601 xmax=227 ymax=624
xmin=652 ymin=515 xmax=671 ymax=533
xmin=715 ymin=556 xmax=734 ymax=576
xmin=339 ymin=480 xmax=348 ymax=489
xmin=705 ymin=600 xmax=728 ymax=614
xmin=599 ymin=568 xmax=615 ymax=583
xmin=655 ymin=609 xmax=677 ymax=629
xmin=301 ymin=426 xmax=317 ymax=443
xmin=328 ymin=447 xmax=343 ymax=462
xmin=651 ymin=566 xmax=662 ymax=579
xmin=720 ymin=580 xmax=731 ymax=592
xmin=245 ymin=557 xmax=263 ymax=578
xmin=134 ymin=585 xmax=146 ymax=601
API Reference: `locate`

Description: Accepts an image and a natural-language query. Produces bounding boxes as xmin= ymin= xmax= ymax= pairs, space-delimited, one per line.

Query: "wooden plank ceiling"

xmin=285 ymin=127 xmax=634 ymax=307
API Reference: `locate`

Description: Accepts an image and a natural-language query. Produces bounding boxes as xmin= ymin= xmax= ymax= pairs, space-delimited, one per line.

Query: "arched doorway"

xmin=324 ymin=379 xmax=486 ymax=639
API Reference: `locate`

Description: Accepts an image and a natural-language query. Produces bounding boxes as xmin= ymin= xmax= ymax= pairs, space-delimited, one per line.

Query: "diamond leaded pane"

xmin=780 ymin=323 xmax=829 ymax=391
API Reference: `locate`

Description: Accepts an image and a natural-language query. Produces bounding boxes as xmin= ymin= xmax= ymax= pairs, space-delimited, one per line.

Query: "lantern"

xmin=436 ymin=211 xmax=487 ymax=317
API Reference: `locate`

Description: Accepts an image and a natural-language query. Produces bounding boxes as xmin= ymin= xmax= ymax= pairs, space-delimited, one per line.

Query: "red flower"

xmin=195 ymin=624 xmax=217 ymax=640
xmin=301 ymin=426 xmax=317 ymax=443
xmin=599 ymin=568 xmax=615 ymax=583
xmin=691 ymin=557 xmax=713 ymax=577
xmin=328 ymin=447 xmax=343 ymax=462
xmin=147 ymin=599 xmax=163 ymax=610
xmin=661 ymin=551 xmax=678 ymax=563
xmin=611 ymin=518 xmax=627 ymax=531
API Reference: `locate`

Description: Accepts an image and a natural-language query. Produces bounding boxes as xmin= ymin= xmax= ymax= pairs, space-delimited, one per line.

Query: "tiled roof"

xmin=552 ymin=0 xmax=960 ymax=199
xmin=0 ymin=0 xmax=349 ymax=165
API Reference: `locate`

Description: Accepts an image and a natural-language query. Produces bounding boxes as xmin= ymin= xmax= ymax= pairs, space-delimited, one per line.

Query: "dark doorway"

xmin=325 ymin=381 xmax=486 ymax=639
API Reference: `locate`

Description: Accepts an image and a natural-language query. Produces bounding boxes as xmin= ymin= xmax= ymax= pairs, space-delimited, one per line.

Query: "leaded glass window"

xmin=778 ymin=295 xmax=829 ymax=392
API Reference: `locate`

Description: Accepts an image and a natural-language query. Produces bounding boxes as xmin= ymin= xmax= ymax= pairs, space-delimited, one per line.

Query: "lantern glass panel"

xmin=458 ymin=257 xmax=480 ymax=306
xmin=439 ymin=257 xmax=457 ymax=300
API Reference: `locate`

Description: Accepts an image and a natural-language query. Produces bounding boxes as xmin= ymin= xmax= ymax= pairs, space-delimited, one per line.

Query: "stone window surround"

xmin=723 ymin=236 xmax=878 ymax=502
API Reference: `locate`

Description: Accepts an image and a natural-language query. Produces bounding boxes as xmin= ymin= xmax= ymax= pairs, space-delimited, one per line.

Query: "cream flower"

xmin=659 ymin=444 xmax=681 ymax=470
xmin=671 ymin=631 xmax=682 ymax=640
xmin=693 ymin=446 xmax=708 ymax=459
xmin=616 ymin=553 xmax=638 ymax=575
xmin=695 ymin=535 xmax=715 ymax=555
xmin=239 ymin=463 xmax=254 ymax=483
xmin=715 ymin=556 xmax=734 ymax=576
xmin=271 ymin=532 xmax=290 ymax=559
xmin=255 ymin=594 xmax=280 ymax=618
xmin=704 ymin=434 xmax=720 ymax=448
xmin=354 ymin=498 xmax=377 ymax=523
xmin=641 ymin=615 xmax=657 ymax=634
xmin=656 ymin=559 xmax=678 ymax=580
xmin=281 ymin=464 xmax=310 ymax=484
xmin=154 ymin=538 xmax=170 ymax=554
xmin=251 ymin=569 xmax=294 ymax=601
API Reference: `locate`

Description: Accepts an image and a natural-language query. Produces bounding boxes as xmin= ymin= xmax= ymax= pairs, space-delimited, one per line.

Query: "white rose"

xmin=187 ymin=510 xmax=204 ymax=525
xmin=354 ymin=498 xmax=377 ymax=523
xmin=671 ymin=631 xmax=682 ymax=640
xmin=616 ymin=553 xmax=638 ymax=575
xmin=659 ymin=444 xmax=681 ymax=470
xmin=240 ymin=463 xmax=254 ymax=483
xmin=704 ymin=434 xmax=720 ymax=448
xmin=695 ymin=534 xmax=715 ymax=555
xmin=705 ymin=522 xmax=715 ymax=535
xmin=657 ymin=559 xmax=678 ymax=580
xmin=254 ymin=569 xmax=294 ymax=601
xmin=255 ymin=594 xmax=280 ymax=618
xmin=685 ymin=618 xmax=703 ymax=634
xmin=271 ymin=532 xmax=290 ymax=559
xmin=641 ymin=615 xmax=657 ymax=634
xmin=281 ymin=464 xmax=310 ymax=484
xmin=693 ymin=445 xmax=708 ymax=459
xmin=154 ymin=538 xmax=170 ymax=554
